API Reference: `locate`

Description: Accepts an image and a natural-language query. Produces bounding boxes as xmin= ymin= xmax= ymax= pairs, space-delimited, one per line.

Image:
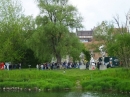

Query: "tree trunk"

xmin=56 ymin=54 xmax=61 ymax=65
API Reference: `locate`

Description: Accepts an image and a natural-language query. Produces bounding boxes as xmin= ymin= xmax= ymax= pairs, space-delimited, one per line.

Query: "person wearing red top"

xmin=0 ymin=62 xmax=4 ymax=70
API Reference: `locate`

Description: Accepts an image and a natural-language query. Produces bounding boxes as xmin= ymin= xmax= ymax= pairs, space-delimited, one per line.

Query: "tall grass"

xmin=0 ymin=68 xmax=130 ymax=92
xmin=81 ymin=68 xmax=130 ymax=93
xmin=0 ymin=69 xmax=74 ymax=91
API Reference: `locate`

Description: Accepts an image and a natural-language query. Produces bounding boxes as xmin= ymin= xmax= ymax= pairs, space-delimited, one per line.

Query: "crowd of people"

xmin=0 ymin=62 xmax=21 ymax=70
xmin=36 ymin=62 xmax=84 ymax=70
xmin=0 ymin=59 xmax=114 ymax=71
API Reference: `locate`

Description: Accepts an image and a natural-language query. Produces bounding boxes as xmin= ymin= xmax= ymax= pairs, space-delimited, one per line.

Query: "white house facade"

xmin=76 ymin=30 xmax=93 ymax=43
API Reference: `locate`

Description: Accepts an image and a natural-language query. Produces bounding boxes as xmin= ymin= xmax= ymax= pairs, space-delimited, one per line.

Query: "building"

xmin=76 ymin=29 xmax=93 ymax=42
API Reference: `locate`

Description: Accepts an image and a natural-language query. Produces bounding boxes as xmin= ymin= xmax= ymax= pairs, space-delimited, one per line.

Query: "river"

xmin=0 ymin=90 xmax=129 ymax=97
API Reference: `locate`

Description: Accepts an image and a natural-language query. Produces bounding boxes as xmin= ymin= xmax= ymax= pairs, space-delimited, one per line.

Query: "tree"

xmin=66 ymin=33 xmax=84 ymax=62
xmin=82 ymin=49 xmax=91 ymax=61
xmin=0 ymin=0 xmax=35 ymax=65
xmin=106 ymin=14 xmax=130 ymax=68
xmin=93 ymin=21 xmax=114 ymax=42
xmin=27 ymin=0 xmax=83 ymax=64
xmin=107 ymin=33 xmax=130 ymax=68
xmin=113 ymin=14 xmax=127 ymax=34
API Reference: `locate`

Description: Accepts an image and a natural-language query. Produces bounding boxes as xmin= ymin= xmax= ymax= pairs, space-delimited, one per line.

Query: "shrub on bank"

xmin=82 ymin=77 xmax=130 ymax=92
xmin=0 ymin=68 xmax=130 ymax=92
xmin=0 ymin=70 xmax=74 ymax=91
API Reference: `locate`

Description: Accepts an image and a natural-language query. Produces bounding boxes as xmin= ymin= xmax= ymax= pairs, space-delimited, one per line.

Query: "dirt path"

xmin=75 ymin=80 xmax=82 ymax=89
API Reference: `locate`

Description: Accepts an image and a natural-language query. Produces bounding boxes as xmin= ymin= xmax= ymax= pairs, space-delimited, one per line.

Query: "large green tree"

xmin=107 ymin=33 xmax=130 ymax=68
xmin=27 ymin=0 xmax=84 ymax=64
xmin=106 ymin=15 xmax=130 ymax=68
xmin=0 ymin=0 xmax=35 ymax=65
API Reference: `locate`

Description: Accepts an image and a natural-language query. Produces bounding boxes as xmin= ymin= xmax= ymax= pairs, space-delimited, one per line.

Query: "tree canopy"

xmin=27 ymin=0 xmax=84 ymax=64
xmin=107 ymin=33 xmax=130 ymax=67
xmin=93 ymin=21 xmax=114 ymax=42
xmin=0 ymin=0 xmax=25 ymax=62
xmin=0 ymin=0 xmax=38 ymax=67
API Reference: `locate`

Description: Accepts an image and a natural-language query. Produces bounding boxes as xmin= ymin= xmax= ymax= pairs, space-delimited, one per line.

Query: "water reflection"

xmin=0 ymin=90 xmax=129 ymax=97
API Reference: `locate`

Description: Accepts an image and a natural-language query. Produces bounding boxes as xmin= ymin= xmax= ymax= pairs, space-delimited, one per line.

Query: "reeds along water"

xmin=0 ymin=68 xmax=130 ymax=93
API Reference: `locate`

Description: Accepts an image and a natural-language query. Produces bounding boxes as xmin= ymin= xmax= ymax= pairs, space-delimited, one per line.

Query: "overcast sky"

xmin=21 ymin=0 xmax=130 ymax=30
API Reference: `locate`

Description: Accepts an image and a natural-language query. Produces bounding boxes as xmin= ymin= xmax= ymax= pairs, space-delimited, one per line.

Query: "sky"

xmin=21 ymin=0 xmax=130 ymax=30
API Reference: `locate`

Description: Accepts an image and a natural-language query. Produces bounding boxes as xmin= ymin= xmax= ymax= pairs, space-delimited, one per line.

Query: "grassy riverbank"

xmin=0 ymin=68 xmax=130 ymax=93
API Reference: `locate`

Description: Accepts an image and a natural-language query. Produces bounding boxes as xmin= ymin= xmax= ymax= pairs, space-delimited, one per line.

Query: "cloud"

xmin=69 ymin=0 xmax=130 ymax=30
xmin=21 ymin=0 xmax=39 ymax=17
xmin=21 ymin=0 xmax=130 ymax=30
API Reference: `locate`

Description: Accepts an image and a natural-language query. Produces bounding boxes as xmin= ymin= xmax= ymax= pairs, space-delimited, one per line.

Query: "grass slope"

xmin=0 ymin=68 xmax=130 ymax=92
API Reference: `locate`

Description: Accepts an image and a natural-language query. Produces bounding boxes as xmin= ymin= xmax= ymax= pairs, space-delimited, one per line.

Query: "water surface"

xmin=0 ymin=90 xmax=129 ymax=97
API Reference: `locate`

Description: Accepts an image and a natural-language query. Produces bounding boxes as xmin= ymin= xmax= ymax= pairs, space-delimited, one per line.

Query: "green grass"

xmin=0 ymin=68 xmax=130 ymax=92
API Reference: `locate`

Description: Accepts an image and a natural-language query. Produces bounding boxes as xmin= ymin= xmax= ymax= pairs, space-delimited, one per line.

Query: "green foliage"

xmin=81 ymin=68 xmax=130 ymax=92
xmin=0 ymin=69 xmax=74 ymax=91
xmin=107 ymin=33 xmax=130 ymax=67
xmin=1 ymin=68 xmax=130 ymax=92
xmin=0 ymin=0 xmax=24 ymax=62
xmin=27 ymin=0 xmax=83 ymax=63
xmin=93 ymin=21 xmax=114 ymax=41
xmin=67 ymin=34 xmax=85 ymax=61
xmin=22 ymin=49 xmax=40 ymax=68
xmin=82 ymin=49 xmax=91 ymax=61
xmin=0 ymin=0 xmax=37 ymax=65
